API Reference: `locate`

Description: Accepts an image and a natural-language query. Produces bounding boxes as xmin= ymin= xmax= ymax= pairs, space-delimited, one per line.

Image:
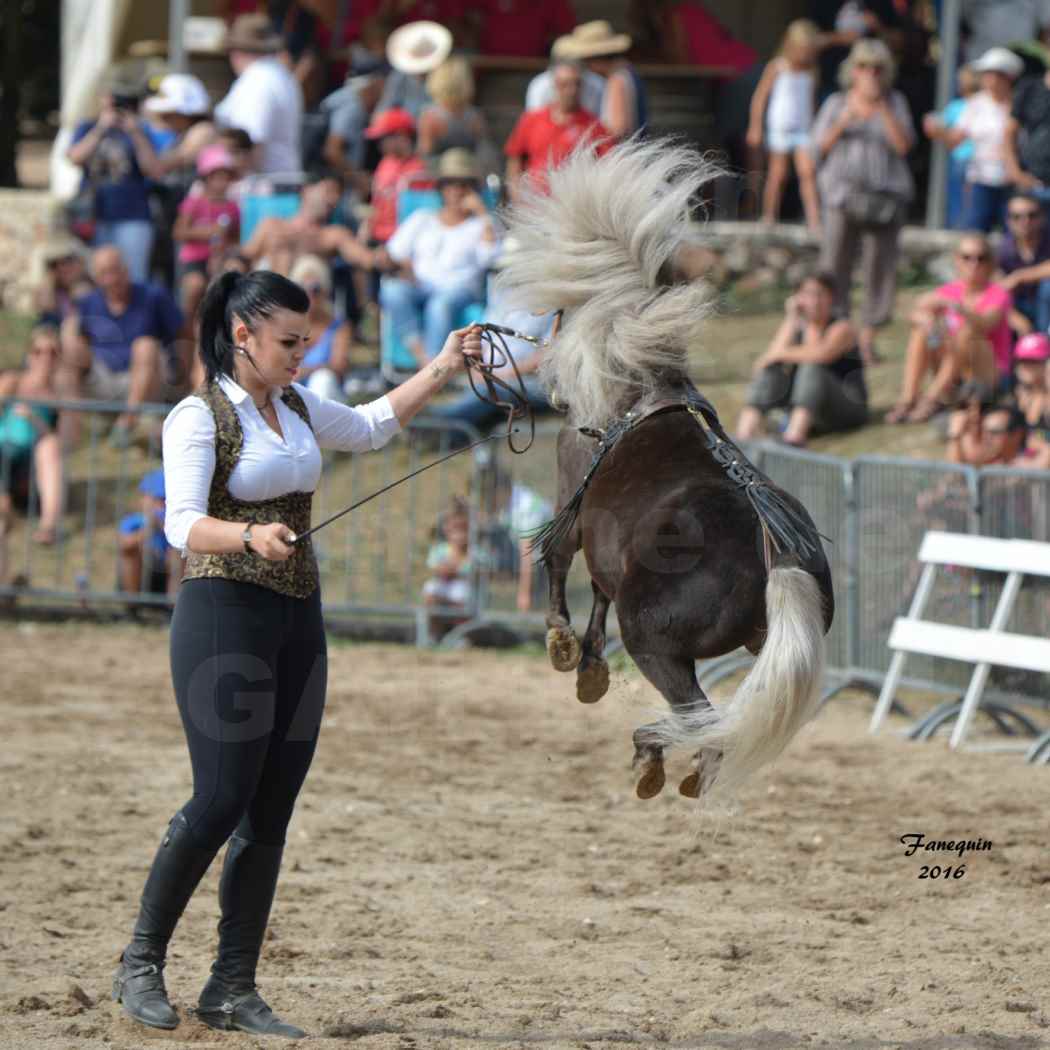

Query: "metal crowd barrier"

xmin=3 ymin=397 xmax=1050 ymax=739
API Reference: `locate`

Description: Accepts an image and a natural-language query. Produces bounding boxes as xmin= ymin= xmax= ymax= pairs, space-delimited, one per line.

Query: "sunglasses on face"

xmin=983 ymin=425 xmax=1014 ymax=436
xmin=958 ymin=252 xmax=989 ymax=263
xmin=855 ymin=62 xmax=881 ymax=71
xmin=1009 ymin=210 xmax=1042 ymax=221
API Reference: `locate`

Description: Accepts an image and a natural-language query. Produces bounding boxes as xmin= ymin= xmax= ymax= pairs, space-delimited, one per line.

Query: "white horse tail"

xmin=660 ymin=565 xmax=826 ymax=811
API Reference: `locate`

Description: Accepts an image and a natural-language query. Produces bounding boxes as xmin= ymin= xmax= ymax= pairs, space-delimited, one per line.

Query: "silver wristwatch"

xmin=241 ymin=525 xmax=253 ymax=554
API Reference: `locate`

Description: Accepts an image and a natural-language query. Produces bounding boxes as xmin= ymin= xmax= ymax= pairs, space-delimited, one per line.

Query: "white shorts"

xmin=423 ymin=577 xmax=472 ymax=606
xmin=767 ymin=127 xmax=812 ymax=154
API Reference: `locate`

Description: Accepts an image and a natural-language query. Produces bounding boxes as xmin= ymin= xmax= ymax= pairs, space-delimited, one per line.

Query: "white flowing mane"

xmin=495 ymin=138 xmax=718 ymax=431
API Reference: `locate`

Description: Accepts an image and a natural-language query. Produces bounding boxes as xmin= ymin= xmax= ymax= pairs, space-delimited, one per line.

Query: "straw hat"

xmin=434 ymin=148 xmax=480 ymax=183
xmin=386 ymin=20 xmax=453 ymax=75
xmin=559 ymin=20 xmax=632 ymax=60
xmin=226 ymin=13 xmax=283 ymax=54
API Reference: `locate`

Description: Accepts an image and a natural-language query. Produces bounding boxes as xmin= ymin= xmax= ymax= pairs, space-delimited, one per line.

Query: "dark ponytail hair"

xmin=198 ymin=270 xmax=311 ymax=382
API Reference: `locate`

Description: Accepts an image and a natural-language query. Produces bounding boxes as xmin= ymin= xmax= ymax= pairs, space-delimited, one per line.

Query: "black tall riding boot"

xmin=197 ymin=835 xmax=306 ymax=1039
xmin=112 ymin=812 xmax=217 ymax=1030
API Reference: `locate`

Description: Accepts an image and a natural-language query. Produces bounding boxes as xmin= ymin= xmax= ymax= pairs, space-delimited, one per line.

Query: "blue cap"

xmin=139 ymin=468 xmax=165 ymax=501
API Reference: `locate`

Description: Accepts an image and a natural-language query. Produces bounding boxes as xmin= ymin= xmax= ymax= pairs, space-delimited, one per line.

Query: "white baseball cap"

xmin=971 ymin=47 xmax=1024 ymax=79
xmin=144 ymin=73 xmax=212 ymax=116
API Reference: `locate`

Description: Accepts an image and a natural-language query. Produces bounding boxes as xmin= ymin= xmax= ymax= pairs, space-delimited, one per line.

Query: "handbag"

xmin=65 ymin=183 xmax=97 ymax=244
xmin=842 ymin=188 xmax=901 ymax=228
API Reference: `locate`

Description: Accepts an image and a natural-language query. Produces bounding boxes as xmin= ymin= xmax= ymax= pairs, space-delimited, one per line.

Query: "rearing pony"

xmin=496 ymin=140 xmax=835 ymax=806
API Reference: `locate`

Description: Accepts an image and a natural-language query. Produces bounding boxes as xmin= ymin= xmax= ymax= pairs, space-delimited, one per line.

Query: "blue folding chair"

xmin=379 ymin=182 xmax=498 ymax=383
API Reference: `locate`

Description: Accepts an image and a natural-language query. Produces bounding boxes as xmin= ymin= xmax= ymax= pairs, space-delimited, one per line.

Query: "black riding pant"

xmin=170 ymin=578 xmax=327 ymax=852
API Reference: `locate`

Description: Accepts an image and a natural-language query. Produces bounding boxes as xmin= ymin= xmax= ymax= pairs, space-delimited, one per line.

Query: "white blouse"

xmin=162 ymin=375 xmax=400 ymax=553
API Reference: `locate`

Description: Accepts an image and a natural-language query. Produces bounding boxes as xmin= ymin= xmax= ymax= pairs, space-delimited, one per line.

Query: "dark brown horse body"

xmin=543 ymin=383 xmax=835 ymax=801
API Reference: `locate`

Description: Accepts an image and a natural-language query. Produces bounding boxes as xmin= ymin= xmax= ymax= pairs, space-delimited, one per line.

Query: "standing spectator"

xmin=0 ymin=326 xmax=64 ymax=559
xmin=118 ymin=469 xmax=180 ymax=598
xmin=503 ymin=59 xmax=612 ymax=201
xmin=34 ymin=236 xmax=92 ymax=327
xmin=927 ymin=64 xmax=979 ymax=230
xmin=418 ymin=56 xmax=491 ymax=161
xmin=960 ymin=0 xmax=1050 ymax=63
xmin=59 ymin=247 xmax=182 ymax=444
xmin=377 ymin=20 xmax=451 ymax=118
xmin=560 ymin=21 xmax=648 ymax=141
xmin=1004 ymin=62 xmax=1050 ymax=204
xmin=925 ymin=47 xmax=1023 ymax=232
xmin=375 ymin=149 xmax=500 ymax=366
xmin=215 ymin=14 xmax=304 ymax=175
xmin=812 ymin=38 xmax=915 ymax=365
xmin=173 ymin=145 xmax=241 ymax=342
xmin=997 ymin=191 xmax=1050 ymax=335
xmin=525 ymin=36 xmax=606 ymax=116
xmin=66 ymin=64 xmax=162 ymax=283
xmin=318 ymin=61 xmax=387 ymax=193
xmin=289 ymin=255 xmax=353 ymax=402
xmin=746 ymin=19 xmax=822 ymax=232
xmin=887 ymin=234 xmax=1010 ymax=423
xmin=736 ymin=272 xmax=868 ymax=446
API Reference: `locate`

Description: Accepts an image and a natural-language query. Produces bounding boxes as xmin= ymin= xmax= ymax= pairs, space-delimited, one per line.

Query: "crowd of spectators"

xmin=10 ymin=0 xmax=1050 ymax=601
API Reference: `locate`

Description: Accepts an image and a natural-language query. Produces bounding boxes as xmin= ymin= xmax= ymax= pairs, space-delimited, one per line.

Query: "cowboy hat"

xmin=434 ymin=148 xmax=480 ymax=183
xmin=558 ymin=21 xmax=632 ymax=60
xmin=226 ymin=13 xmax=283 ymax=54
xmin=386 ymin=20 xmax=453 ymax=75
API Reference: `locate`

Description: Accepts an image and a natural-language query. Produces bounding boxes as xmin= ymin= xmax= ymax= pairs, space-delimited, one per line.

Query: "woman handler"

xmin=112 ymin=270 xmax=482 ymax=1037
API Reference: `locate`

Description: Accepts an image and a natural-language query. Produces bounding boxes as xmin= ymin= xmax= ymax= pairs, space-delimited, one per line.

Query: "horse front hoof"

xmin=546 ymin=627 xmax=581 ymax=672
xmin=576 ymin=659 xmax=610 ymax=704
xmin=678 ymin=772 xmax=701 ymax=798
xmin=634 ymin=757 xmax=666 ymax=799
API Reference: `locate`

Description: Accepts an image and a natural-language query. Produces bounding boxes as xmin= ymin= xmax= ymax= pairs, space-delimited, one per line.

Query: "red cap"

xmin=364 ymin=108 xmax=416 ymax=139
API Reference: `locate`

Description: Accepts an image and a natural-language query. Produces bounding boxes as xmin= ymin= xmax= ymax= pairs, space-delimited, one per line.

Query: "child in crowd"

xmin=923 ymin=65 xmax=979 ymax=230
xmin=173 ymin=145 xmax=241 ymax=334
xmin=746 ymin=19 xmax=822 ymax=233
xmin=117 ymin=468 xmax=180 ymax=597
xmin=422 ymin=496 xmax=477 ymax=641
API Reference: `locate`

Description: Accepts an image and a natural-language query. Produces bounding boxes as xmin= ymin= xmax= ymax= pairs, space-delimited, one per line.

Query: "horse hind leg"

xmin=679 ymin=748 xmax=724 ymax=799
xmin=576 ymin=582 xmax=612 ymax=704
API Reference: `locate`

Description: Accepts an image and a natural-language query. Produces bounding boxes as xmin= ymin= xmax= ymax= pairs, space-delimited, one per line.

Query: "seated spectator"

xmin=215 ymin=14 xmax=303 ymax=174
xmin=998 ymin=192 xmax=1050 ymax=335
xmin=467 ymin=0 xmax=576 ymax=58
xmin=560 ymin=21 xmax=648 ymax=140
xmin=418 ymin=56 xmax=491 ymax=162
xmin=946 ymin=398 xmax=1028 ymax=467
xmin=362 ymin=109 xmax=427 ymax=247
xmin=377 ymin=20 xmax=450 ymax=118
xmin=66 ymin=63 xmax=162 ymax=283
xmin=59 ymin=246 xmax=182 ymax=445
xmin=0 ymin=326 xmax=64 ymax=558
xmin=118 ymin=468 xmax=180 ymax=597
xmin=173 ymin=145 xmax=241 ymax=341
xmin=145 ymin=73 xmax=218 ymax=185
xmin=243 ymin=169 xmax=371 ymax=274
xmin=924 ymin=47 xmax=1023 ymax=232
xmin=525 ymin=36 xmax=606 ymax=116
xmin=318 ymin=60 xmax=387 ymax=193
xmin=736 ymin=272 xmax=868 ymax=446
xmin=887 ymin=234 xmax=1010 ymax=424
xmin=503 ymin=59 xmax=612 ymax=201
xmin=289 ymin=254 xmax=353 ymax=401
xmin=1012 ymin=333 xmax=1050 ymax=468
xmin=1004 ymin=60 xmax=1050 ymax=203
xmin=35 ymin=236 xmax=92 ymax=327
xmin=373 ymin=149 xmax=499 ymax=366
xmin=214 ymin=126 xmax=257 ymax=191
xmin=422 ymin=496 xmax=477 ymax=641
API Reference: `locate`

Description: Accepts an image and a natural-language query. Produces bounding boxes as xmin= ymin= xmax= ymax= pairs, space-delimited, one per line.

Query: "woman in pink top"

xmin=887 ymin=233 xmax=1012 ymax=423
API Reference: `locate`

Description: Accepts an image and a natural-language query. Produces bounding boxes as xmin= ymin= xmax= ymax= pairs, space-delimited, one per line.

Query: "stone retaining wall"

xmin=0 ymin=190 xmax=62 ymax=315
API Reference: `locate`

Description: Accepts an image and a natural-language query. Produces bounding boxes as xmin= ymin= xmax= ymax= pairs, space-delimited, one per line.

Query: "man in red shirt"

xmin=504 ymin=59 xmax=612 ymax=200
